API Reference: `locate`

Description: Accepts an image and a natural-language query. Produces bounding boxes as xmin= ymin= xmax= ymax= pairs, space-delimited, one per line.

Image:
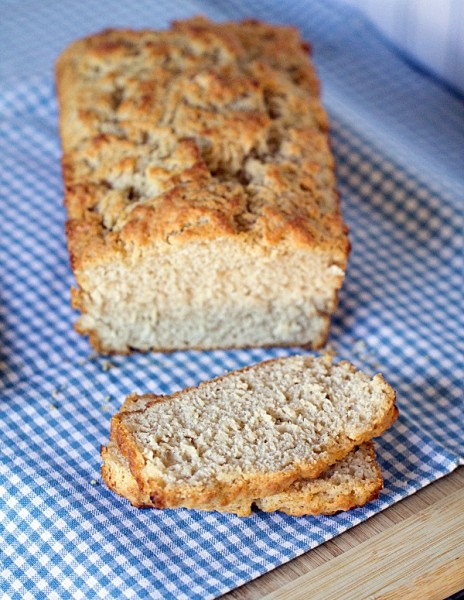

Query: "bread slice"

xmin=102 ymin=440 xmax=382 ymax=516
xmin=102 ymin=395 xmax=382 ymax=513
xmin=56 ymin=18 xmax=349 ymax=353
xmin=255 ymin=442 xmax=382 ymax=516
xmin=101 ymin=356 xmax=397 ymax=513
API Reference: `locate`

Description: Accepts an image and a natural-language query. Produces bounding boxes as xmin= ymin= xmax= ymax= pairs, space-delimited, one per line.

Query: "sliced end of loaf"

xmin=73 ymin=241 xmax=344 ymax=353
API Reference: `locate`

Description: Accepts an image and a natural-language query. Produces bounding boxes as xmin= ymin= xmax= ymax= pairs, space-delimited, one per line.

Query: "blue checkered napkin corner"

xmin=1 ymin=0 xmax=463 ymax=599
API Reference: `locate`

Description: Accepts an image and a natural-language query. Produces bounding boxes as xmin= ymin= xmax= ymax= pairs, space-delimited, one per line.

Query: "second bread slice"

xmin=103 ymin=356 xmax=397 ymax=511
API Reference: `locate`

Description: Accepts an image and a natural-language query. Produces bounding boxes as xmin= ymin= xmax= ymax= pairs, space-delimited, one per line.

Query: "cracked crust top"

xmin=56 ymin=17 xmax=349 ymax=271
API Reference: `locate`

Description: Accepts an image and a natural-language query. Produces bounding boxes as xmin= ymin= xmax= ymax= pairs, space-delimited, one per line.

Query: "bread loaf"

xmin=101 ymin=356 xmax=397 ymax=515
xmin=56 ymin=18 xmax=349 ymax=353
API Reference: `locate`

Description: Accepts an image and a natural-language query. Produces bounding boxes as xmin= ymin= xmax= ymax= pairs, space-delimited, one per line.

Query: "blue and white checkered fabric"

xmin=1 ymin=1 xmax=463 ymax=598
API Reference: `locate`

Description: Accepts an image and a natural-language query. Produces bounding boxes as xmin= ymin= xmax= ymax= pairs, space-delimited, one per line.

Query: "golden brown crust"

xmin=101 ymin=443 xmax=142 ymax=506
xmin=56 ymin=18 xmax=349 ymax=271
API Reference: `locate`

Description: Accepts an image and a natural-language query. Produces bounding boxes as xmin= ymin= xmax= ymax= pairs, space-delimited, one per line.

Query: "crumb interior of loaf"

xmin=75 ymin=240 xmax=344 ymax=352
xmin=121 ymin=356 xmax=386 ymax=486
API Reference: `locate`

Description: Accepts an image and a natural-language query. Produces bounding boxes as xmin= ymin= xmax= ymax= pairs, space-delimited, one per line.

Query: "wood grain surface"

xmin=224 ymin=466 xmax=464 ymax=600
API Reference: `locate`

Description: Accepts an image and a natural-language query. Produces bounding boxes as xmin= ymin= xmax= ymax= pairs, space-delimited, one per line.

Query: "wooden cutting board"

xmin=225 ymin=466 xmax=464 ymax=599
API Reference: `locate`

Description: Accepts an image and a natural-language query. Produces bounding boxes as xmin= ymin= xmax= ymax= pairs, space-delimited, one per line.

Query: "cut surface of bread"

xmin=102 ymin=440 xmax=382 ymax=516
xmin=56 ymin=18 xmax=349 ymax=353
xmin=101 ymin=356 xmax=397 ymax=513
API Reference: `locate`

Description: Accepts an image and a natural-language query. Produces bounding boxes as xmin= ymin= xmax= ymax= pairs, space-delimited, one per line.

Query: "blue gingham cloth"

xmin=1 ymin=1 xmax=463 ymax=598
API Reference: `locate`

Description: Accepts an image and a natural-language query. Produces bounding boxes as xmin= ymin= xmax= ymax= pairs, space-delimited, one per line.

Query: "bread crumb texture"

xmin=57 ymin=18 xmax=349 ymax=352
xmin=101 ymin=356 xmax=397 ymax=514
